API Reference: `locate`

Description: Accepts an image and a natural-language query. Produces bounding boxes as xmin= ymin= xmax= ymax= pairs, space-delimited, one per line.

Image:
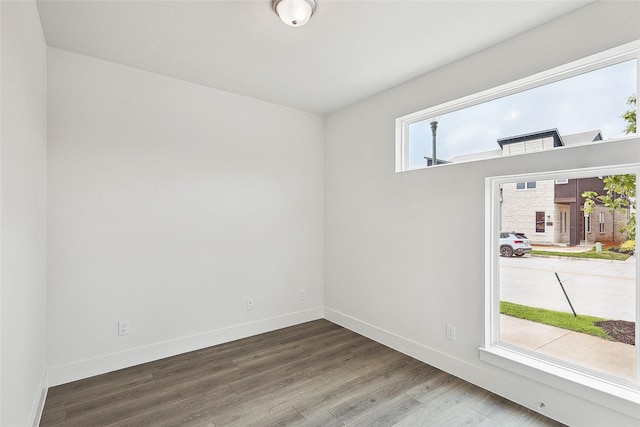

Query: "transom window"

xmin=395 ymin=42 xmax=638 ymax=172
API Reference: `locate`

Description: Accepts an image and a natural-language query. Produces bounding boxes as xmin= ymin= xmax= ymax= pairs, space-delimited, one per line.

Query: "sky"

xmin=408 ymin=59 xmax=637 ymax=168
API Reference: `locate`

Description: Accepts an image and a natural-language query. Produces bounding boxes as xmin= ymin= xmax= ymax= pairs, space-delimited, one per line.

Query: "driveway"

xmin=499 ymin=255 xmax=636 ymax=321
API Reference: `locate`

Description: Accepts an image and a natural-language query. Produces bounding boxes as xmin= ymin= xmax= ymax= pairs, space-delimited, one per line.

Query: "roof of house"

xmin=444 ymin=128 xmax=604 ymax=164
xmin=496 ymin=128 xmax=564 ymax=148
xmin=495 ymin=128 xmax=602 ymax=149
xmin=560 ymin=130 xmax=603 ymax=146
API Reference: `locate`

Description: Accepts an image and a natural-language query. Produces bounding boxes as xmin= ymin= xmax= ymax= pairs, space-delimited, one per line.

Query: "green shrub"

xmin=619 ymin=240 xmax=636 ymax=253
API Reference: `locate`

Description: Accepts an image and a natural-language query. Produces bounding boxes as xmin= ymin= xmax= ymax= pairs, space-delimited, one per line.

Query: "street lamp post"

xmin=430 ymin=118 xmax=439 ymax=166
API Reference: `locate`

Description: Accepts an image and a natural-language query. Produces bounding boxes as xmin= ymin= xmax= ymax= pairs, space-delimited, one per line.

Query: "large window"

xmin=395 ymin=42 xmax=638 ymax=172
xmin=484 ymin=166 xmax=639 ymax=402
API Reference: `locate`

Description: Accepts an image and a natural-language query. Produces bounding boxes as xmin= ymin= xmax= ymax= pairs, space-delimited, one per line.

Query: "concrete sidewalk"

xmin=500 ymin=315 xmax=635 ymax=381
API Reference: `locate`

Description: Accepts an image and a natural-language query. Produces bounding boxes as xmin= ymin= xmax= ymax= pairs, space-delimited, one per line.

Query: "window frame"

xmin=517 ymin=181 xmax=537 ymax=190
xmin=482 ymin=164 xmax=640 ymax=408
xmin=395 ymin=41 xmax=640 ymax=173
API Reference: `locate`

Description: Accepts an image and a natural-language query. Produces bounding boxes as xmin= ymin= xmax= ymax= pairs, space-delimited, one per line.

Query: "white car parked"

xmin=499 ymin=232 xmax=532 ymax=257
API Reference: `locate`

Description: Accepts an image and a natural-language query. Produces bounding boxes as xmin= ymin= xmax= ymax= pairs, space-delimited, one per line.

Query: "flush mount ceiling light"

xmin=272 ymin=0 xmax=317 ymax=27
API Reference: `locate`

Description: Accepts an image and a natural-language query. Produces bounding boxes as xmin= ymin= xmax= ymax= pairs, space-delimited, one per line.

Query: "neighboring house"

xmin=423 ymin=156 xmax=450 ymax=166
xmin=497 ymin=129 xmax=630 ymax=246
xmin=497 ymin=128 xmax=566 ymax=155
xmin=554 ymin=176 xmax=632 ymax=246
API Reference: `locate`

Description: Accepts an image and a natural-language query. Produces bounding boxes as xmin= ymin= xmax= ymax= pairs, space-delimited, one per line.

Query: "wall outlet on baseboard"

xmin=247 ymin=298 xmax=254 ymax=310
xmin=299 ymin=289 xmax=305 ymax=300
xmin=118 ymin=320 xmax=130 ymax=336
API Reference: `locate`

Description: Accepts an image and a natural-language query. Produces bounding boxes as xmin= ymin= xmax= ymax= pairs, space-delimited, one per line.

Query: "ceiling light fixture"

xmin=272 ymin=0 xmax=316 ymax=28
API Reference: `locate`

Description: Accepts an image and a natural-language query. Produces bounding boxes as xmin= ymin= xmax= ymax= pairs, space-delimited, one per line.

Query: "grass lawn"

xmin=500 ymin=301 xmax=610 ymax=339
xmin=530 ymin=249 xmax=630 ymax=261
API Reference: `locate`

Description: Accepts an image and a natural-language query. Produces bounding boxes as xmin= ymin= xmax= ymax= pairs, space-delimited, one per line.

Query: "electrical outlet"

xmin=247 ymin=298 xmax=254 ymax=310
xmin=299 ymin=289 xmax=305 ymax=300
xmin=118 ymin=320 xmax=130 ymax=336
xmin=446 ymin=324 xmax=456 ymax=341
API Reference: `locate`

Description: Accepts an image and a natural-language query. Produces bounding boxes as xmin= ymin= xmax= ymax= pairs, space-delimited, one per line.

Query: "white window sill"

xmin=479 ymin=345 xmax=640 ymax=416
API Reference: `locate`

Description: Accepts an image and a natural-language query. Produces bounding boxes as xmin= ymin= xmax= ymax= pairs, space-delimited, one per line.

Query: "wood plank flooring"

xmin=40 ymin=319 xmax=564 ymax=426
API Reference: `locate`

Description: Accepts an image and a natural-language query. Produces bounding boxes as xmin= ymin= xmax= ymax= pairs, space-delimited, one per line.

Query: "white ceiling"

xmin=36 ymin=0 xmax=592 ymax=115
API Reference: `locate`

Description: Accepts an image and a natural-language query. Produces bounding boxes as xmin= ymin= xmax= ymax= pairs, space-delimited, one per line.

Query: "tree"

xmin=583 ymin=175 xmax=635 ymax=240
xmin=582 ymin=94 xmax=637 ymax=240
xmin=622 ymin=95 xmax=636 ymax=134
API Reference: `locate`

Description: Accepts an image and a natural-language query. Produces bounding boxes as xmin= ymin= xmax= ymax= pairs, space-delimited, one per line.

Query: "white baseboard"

xmin=30 ymin=369 xmax=48 ymax=427
xmin=323 ymin=307 xmax=639 ymax=427
xmin=47 ymin=307 xmax=323 ymax=387
xmin=324 ymin=308 xmax=474 ymax=378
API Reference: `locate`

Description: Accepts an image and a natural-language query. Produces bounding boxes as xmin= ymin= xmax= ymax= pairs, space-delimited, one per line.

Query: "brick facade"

xmin=501 ymin=180 xmax=556 ymax=244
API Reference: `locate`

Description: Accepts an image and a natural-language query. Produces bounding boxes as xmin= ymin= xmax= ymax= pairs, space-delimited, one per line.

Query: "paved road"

xmin=500 ymin=255 xmax=636 ymax=321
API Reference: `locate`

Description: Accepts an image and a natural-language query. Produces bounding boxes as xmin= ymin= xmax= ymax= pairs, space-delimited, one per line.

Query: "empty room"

xmin=2 ymin=1 xmax=639 ymax=426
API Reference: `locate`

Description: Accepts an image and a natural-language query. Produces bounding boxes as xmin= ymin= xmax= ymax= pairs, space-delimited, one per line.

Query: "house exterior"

xmin=501 ymin=179 xmax=560 ymax=245
xmin=498 ymin=129 xmax=630 ymax=245
xmin=555 ymin=177 xmax=630 ymax=245
xmin=498 ymin=128 xmax=565 ymax=155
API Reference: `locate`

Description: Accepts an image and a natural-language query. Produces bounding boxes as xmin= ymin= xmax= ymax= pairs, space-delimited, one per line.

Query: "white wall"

xmin=0 ymin=1 xmax=48 ymax=426
xmin=324 ymin=1 xmax=640 ymax=426
xmin=47 ymin=48 xmax=325 ymax=384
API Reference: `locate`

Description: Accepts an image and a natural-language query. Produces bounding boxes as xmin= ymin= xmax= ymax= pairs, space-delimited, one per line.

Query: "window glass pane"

xmin=404 ymin=59 xmax=636 ymax=170
xmin=498 ymin=172 xmax=637 ymax=382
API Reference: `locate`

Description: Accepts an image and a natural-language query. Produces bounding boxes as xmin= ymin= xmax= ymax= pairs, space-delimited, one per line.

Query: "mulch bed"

xmin=595 ymin=320 xmax=635 ymax=346
xmin=592 ymin=241 xmax=635 ymax=345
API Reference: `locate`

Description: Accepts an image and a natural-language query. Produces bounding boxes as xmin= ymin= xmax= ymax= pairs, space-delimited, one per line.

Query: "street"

xmin=500 ymin=255 xmax=636 ymax=322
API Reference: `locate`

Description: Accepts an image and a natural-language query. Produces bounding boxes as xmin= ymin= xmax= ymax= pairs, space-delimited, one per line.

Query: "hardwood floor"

xmin=40 ymin=320 xmax=564 ymax=426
